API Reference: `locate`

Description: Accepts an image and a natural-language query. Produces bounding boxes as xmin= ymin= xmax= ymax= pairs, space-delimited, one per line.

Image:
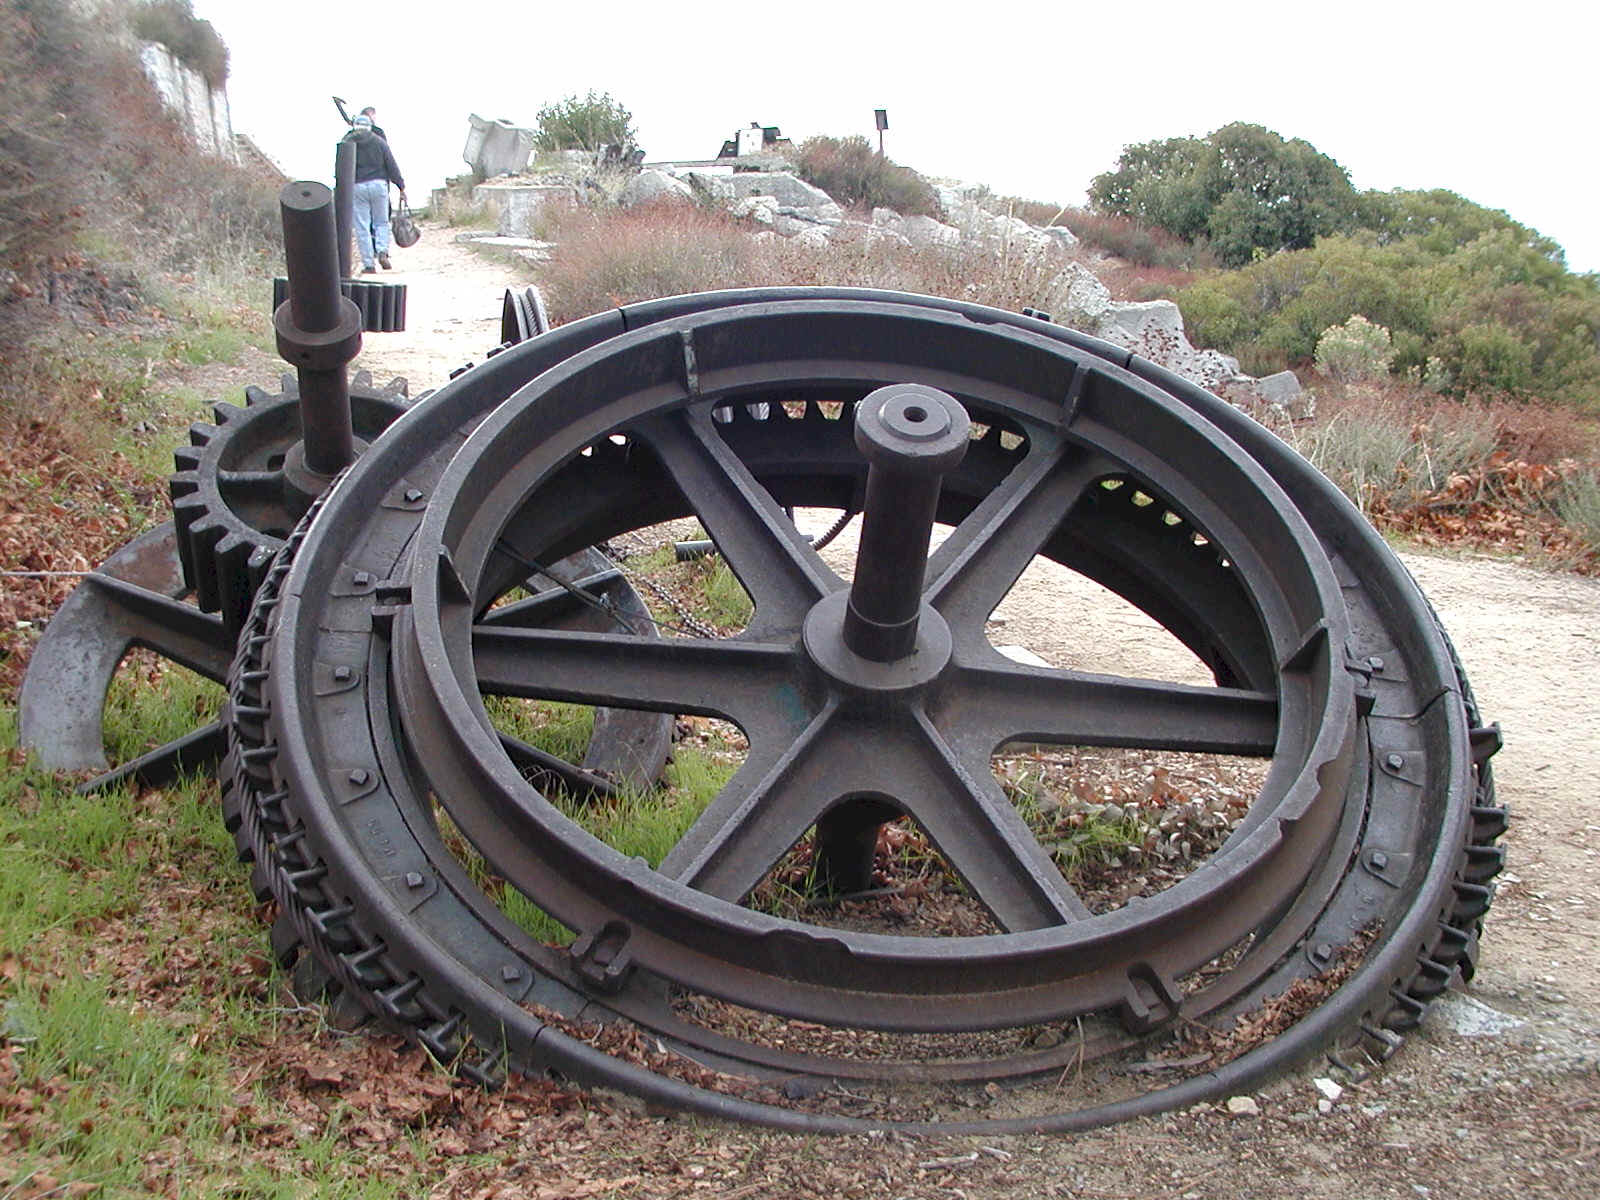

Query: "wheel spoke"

xmin=893 ymin=713 xmax=1089 ymax=931
xmin=940 ymin=660 xmax=1279 ymax=756
xmin=637 ymin=406 xmax=840 ymax=637
xmin=77 ymin=721 xmax=227 ymax=794
xmin=925 ymin=444 xmax=1105 ymax=642
xmin=88 ymin=572 xmax=233 ymax=682
xmin=659 ymin=699 xmax=844 ymax=901
xmin=216 ymin=469 xmax=282 ymax=498
xmin=476 ymin=568 xmax=629 ymax=630
xmin=472 ymin=625 xmax=803 ymax=734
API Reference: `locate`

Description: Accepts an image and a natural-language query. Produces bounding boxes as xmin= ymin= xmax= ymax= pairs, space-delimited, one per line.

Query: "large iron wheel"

xmin=229 ymin=291 xmax=1500 ymax=1131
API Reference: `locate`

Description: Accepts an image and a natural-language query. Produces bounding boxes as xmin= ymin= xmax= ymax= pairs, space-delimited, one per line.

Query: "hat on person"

xmin=360 ymin=106 xmax=376 ymax=117
xmin=353 ymin=115 xmax=373 ymax=131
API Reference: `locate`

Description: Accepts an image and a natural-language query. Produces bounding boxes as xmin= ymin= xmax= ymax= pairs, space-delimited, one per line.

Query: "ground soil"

xmin=25 ymin=223 xmax=1599 ymax=1197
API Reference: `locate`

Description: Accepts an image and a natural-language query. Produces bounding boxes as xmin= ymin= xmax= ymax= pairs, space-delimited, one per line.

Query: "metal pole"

xmin=334 ymin=138 xmax=355 ymax=279
xmin=275 ymin=181 xmax=361 ymax=480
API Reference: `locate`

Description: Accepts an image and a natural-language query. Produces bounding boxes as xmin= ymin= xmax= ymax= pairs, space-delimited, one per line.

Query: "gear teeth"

xmin=1451 ymin=881 xmax=1494 ymax=923
xmin=269 ymin=914 xmax=303 ymax=966
xmin=1461 ymin=843 xmax=1506 ymax=884
xmin=1470 ymin=802 xmax=1509 ymax=841
xmin=167 ymin=380 xmax=409 ymax=634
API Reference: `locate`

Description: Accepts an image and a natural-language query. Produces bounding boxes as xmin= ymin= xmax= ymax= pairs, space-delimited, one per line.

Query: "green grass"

xmin=700 ymin=557 xmax=754 ymax=629
xmin=1 ymin=689 xmax=436 ymax=1196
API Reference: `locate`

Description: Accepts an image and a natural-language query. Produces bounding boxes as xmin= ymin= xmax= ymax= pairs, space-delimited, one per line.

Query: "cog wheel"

xmin=225 ymin=289 xmax=1501 ymax=1132
xmin=169 ymin=370 xmax=410 ymax=633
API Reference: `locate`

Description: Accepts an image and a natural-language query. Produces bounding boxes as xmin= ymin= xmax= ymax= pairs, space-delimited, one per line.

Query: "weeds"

xmin=1553 ymin=466 xmax=1600 ymax=553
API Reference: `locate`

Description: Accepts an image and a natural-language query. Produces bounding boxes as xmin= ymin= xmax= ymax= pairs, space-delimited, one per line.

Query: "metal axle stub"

xmin=844 ymin=383 xmax=970 ymax=662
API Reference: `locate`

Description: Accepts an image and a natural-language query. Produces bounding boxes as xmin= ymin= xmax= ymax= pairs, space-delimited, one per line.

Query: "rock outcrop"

xmin=138 ymin=42 xmax=235 ymax=162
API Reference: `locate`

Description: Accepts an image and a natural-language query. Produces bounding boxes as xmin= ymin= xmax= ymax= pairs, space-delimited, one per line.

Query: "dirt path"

xmin=346 ymin=222 xmax=1600 ymax=1197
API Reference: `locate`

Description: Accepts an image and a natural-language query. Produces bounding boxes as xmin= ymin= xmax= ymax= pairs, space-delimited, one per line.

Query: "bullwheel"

xmin=228 ymin=290 xmax=1501 ymax=1131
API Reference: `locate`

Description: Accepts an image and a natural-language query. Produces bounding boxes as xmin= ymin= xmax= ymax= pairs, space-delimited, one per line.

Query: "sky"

xmin=193 ymin=0 xmax=1598 ymax=272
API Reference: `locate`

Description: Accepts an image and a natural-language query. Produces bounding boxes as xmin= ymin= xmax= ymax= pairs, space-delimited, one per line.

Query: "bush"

xmin=131 ymin=0 xmax=228 ymax=88
xmin=1315 ymin=315 xmax=1394 ymax=382
xmin=1553 ymin=467 xmax=1600 ymax=554
xmin=2 ymin=0 xmax=278 ymax=354
xmin=538 ymin=202 xmax=760 ymax=322
xmin=534 ymin=91 xmax=636 ymax=154
xmin=1282 ymin=389 xmax=1500 ymax=513
xmin=538 ymin=202 xmax=1086 ymax=326
xmin=1174 ymin=231 xmax=1600 ymax=407
xmin=1056 ymin=208 xmax=1199 ymax=269
xmin=791 ymin=136 xmax=940 ymax=217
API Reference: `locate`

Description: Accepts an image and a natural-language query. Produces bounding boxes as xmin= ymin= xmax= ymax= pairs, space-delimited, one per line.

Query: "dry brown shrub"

xmin=539 ymin=201 xmax=1082 ymax=325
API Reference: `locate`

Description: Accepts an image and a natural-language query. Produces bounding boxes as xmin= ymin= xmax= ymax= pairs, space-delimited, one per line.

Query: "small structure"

xmin=717 ymin=122 xmax=790 ymax=161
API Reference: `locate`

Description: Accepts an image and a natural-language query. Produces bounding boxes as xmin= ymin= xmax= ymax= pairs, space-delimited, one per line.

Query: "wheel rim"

xmin=236 ymin=289 xmax=1489 ymax=1131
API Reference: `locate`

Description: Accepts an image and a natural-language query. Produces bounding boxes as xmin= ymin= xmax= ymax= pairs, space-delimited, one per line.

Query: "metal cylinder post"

xmin=334 ymin=138 xmax=355 ymax=280
xmin=274 ymin=181 xmax=362 ymax=483
xmin=842 ymin=384 xmax=970 ymax=661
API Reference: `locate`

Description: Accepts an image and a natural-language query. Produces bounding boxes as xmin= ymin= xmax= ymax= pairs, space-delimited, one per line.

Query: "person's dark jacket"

xmin=348 ymin=130 xmax=404 ymax=190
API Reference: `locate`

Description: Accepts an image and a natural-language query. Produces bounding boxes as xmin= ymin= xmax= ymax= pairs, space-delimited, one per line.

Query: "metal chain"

xmin=493 ymin=536 xmax=725 ymax=640
xmin=597 ymin=543 xmax=723 ymax=639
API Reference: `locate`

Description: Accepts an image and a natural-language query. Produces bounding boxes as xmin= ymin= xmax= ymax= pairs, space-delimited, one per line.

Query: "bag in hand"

xmin=391 ymin=200 xmax=421 ymax=248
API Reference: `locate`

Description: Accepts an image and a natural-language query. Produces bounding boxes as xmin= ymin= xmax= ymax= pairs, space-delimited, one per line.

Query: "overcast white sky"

xmin=194 ymin=0 xmax=1597 ymax=272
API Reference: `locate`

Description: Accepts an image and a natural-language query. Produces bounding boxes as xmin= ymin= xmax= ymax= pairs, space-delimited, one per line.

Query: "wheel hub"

xmin=802 ymin=591 xmax=952 ymax=696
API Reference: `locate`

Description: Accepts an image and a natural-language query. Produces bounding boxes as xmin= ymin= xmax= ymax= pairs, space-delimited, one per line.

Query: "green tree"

xmin=1355 ymin=188 xmax=1565 ymax=263
xmin=534 ymin=91 xmax=636 ymax=154
xmin=1089 ymin=123 xmax=1357 ymax=266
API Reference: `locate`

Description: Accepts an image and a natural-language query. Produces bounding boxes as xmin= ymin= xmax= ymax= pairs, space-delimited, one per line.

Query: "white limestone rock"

xmin=731 ymin=195 xmax=780 ymax=224
xmin=900 ymin=214 xmax=962 ymax=247
xmin=619 ymin=169 xmax=694 ymax=208
xmin=687 ymin=170 xmax=835 ymax=211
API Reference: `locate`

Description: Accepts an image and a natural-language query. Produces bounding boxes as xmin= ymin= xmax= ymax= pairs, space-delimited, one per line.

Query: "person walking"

xmin=346 ymin=114 xmax=405 ymax=273
xmin=360 ymin=105 xmax=387 ymax=144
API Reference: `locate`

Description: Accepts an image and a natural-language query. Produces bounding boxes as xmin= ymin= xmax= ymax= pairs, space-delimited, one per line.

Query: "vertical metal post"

xmin=275 ymin=182 xmax=361 ymax=482
xmin=334 ymin=138 xmax=355 ymax=280
xmin=842 ymin=384 xmax=969 ymax=662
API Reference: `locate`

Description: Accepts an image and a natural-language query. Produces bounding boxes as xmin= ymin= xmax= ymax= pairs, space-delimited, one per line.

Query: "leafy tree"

xmin=534 ymin=91 xmax=636 ymax=154
xmin=1090 ymin=123 xmax=1357 ymax=266
xmin=1355 ymin=188 xmax=1565 ymax=263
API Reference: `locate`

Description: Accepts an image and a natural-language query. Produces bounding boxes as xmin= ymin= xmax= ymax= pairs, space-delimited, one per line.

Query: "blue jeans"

xmin=352 ymin=178 xmax=390 ymax=267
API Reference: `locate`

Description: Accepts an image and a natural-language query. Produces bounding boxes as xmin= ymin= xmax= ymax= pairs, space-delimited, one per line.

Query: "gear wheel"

xmin=169 ymin=370 xmax=410 ymax=633
xmin=223 ymin=290 xmax=1502 ymax=1132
